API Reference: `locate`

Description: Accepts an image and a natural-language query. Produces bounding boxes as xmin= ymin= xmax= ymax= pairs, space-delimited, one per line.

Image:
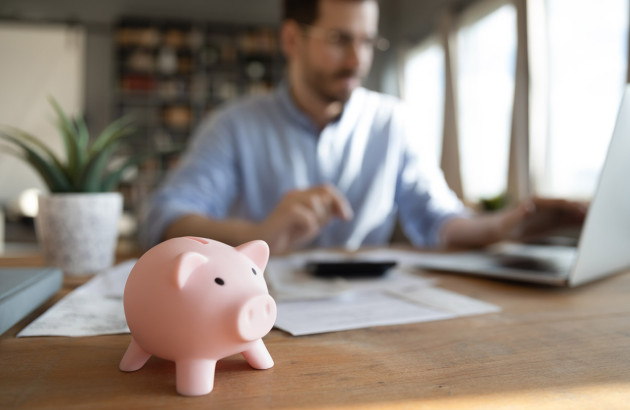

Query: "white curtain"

xmin=401 ymin=0 xmax=629 ymax=206
xmin=529 ymin=0 xmax=629 ymax=199
xmin=455 ymin=0 xmax=517 ymax=203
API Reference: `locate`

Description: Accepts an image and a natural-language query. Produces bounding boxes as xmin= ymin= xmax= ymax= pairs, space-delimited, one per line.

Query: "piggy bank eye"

xmin=251 ymin=267 xmax=257 ymax=276
xmin=214 ymin=277 xmax=225 ymax=286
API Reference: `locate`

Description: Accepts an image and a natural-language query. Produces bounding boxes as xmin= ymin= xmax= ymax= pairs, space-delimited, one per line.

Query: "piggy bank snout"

xmin=236 ymin=294 xmax=277 ymax=342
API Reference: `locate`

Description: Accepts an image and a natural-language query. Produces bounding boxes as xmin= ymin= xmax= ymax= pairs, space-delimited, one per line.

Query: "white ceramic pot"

xmin=36 ymin=192 xmax=123 ymax=276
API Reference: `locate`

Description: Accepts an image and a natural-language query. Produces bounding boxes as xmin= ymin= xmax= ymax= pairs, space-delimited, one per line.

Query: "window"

xmin=457 ymin=1 xmax=517 ymax=202
xmin=401 ymin=0 xmax=628 ymax=205
xmin=530 ymin=0 xmax=628 ymax=199
xmin=402 ymin=36 xmax=445 ymax=165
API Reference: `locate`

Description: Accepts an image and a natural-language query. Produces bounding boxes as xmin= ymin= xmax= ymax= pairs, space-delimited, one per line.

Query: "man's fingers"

xmin=505 ymin=198 xmax=587 ymax=241
xmin=532 ymin=197 xmax=587 ymax=218
xmin=330 ymin=194 xmax=354 ymax=221
xmin=289 ymin=185 xmax=353 ymax=222
xmin=501 ymin=203 xmax=531 ymax=239
xmin=263 ymin=185 xmax=353 ymax=253
xmin=305 ymin=195 xmax=329 ymax=225
xmin=286 ymin=205 xmax=320 ymax=243
xmin=316 ymin=185 xmax=354 ymax=221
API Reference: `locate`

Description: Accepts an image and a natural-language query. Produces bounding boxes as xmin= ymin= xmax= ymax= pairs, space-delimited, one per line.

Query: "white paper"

xmin=17 ymin=250 xmax=502 ymax=338
xmin=266 ymin=251 xmax=436 ymax=301
xmin=275 ymin=291 xmax=453 ymax=336
xmin=17 ymin=259 xmax=136 ymax=337
xmin=273 ymin=284 xmax=501 ymax=336
xmin=268 ymin=251 xmax=501 ymax=336
xmin=387 ymin=285 xmax=501 ymax=316
xmin=266 ymin=256 xmax=354 ymax=301
xmin=17 ymin=292 xmax=129 ymax=337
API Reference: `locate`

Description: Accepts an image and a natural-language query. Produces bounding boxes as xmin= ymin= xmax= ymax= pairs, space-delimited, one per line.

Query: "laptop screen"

xmin=570 ymin=84 xmax=630 ymax=286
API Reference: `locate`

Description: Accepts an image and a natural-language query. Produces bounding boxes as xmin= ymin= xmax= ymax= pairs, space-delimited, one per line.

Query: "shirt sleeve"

xmin=393 ymin=104 xmax=470 ymax=248
xmin=138 ymin=111 xmax=239 ymax=250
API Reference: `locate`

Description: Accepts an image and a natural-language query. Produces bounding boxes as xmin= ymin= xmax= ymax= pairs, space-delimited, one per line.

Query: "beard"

xmin=304 ymin=67 xmax=363 ymax=104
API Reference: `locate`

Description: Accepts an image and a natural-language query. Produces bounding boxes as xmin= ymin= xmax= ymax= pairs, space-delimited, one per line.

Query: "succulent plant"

xmin=0 ymin=98 xmax=149 ymax=193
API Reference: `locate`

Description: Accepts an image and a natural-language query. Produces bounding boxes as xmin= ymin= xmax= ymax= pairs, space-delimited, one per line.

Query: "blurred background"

xmin=1 ymin=0 xmax=628 ymax=247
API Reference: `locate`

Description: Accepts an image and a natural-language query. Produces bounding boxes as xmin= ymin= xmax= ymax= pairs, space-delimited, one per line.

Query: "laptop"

xmin=415 ymin=85 xmax=630 ymax=287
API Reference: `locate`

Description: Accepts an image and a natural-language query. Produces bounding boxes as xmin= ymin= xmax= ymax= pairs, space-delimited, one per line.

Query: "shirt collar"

xmin=276 ymin=80 xmax=363 ymax=136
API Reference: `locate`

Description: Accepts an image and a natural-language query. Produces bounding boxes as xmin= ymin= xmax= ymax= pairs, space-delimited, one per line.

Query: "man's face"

xmin=296 ymin=0 xmax=380 ymax=103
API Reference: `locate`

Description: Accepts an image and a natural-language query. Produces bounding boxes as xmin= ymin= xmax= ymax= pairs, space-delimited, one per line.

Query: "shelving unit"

xmin=113 ymin=18 xmax=285 ymax=219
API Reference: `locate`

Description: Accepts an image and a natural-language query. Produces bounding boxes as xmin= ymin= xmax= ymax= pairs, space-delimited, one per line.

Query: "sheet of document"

xmin=17 ymin=260 xmax=136 ymax=337
xmin=274 ymin=291 xmax=453 ymax=336
xmin=265 ymin=250 xmax=437 ymax=301
xmin=17 ymin=249 xmax=501 ymax=338
xmin=272 ymin=279 xmax=500 ymax=336
xmin=267 ymin=249 xmax=501 ymax=336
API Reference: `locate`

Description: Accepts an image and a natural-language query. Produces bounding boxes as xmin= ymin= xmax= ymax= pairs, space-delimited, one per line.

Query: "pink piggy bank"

xmin=119 ymin=236 xmax=277 ymax=396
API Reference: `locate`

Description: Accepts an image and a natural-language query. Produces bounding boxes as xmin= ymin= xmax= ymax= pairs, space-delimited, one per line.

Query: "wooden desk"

xmin=1 ymin=256 xmax=630 ymax=409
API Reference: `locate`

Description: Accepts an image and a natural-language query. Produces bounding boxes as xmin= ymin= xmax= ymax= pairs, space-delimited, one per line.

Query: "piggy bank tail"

xmin=120 ymin=338 xmax=152 ymax=372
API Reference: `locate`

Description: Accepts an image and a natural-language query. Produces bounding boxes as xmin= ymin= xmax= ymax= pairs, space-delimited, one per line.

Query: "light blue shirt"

xmin=140 ymin=83 xmax=466 ymax=250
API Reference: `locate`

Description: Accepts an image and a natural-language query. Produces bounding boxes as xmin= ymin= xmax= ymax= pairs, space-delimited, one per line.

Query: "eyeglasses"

xmin=300 ymin=24 xmax=390 ymax=53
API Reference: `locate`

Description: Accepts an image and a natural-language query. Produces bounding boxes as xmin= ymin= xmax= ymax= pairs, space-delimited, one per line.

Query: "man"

xmin=140 ymin=0 xmax=584 ymax=253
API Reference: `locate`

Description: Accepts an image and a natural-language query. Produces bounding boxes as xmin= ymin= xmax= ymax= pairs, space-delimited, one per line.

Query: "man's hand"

xmin=501 ymin=198 xmax=587 ymax=242
xmin=442 ymin=197 xmax=587 ymax=249
xmin=256 ymin=184 xmax=354 ymax=254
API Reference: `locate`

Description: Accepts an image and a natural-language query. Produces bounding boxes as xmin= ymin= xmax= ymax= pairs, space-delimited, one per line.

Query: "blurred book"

xmin=0 ymin=267 xmax=62 ymax=335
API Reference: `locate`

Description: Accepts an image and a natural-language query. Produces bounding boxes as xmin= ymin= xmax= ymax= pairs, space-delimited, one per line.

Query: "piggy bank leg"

xmin=241 ymin=339 xmax=274 ymax=370
xmin=175 ymin=359 xmax=217 ymax=396
xmin=119 ymin=337 xmax=151 ymax=371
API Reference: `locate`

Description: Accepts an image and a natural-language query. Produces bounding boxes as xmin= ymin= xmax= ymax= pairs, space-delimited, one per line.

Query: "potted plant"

xmin=0 ymin=98 xmax=147 ymax=275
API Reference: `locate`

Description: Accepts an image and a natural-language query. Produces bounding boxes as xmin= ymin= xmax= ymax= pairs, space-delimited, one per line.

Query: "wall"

xmin=0 ymin=0 xmax=280 ymax=208
xmin=0 ymin=0 xmax=400 ymax=133
xmin=0 ymin=23 xmax=85 ymax=205
xmin=0 ymin=0 xmax=285 ymax=141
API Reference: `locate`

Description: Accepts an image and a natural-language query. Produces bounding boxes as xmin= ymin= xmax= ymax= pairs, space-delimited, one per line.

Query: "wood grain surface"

xmin=1 ymin=254 xmax=629 ymax=409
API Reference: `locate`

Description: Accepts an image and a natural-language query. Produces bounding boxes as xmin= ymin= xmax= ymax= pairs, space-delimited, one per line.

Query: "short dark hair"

xmin=283 ymin=0 xmax=320 ymax=25
xmin=283 ymin=0 xmax=374 ymax=25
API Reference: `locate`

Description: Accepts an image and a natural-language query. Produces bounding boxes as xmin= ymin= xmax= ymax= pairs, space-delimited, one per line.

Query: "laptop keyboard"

xmin=487 ymin=243 xmax=578 ymax=274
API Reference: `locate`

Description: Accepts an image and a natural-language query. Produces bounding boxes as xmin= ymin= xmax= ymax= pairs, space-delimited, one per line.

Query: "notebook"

xmin=0 ymin=267 xmax=63 ymax=334
xmin=415 ymin=85 xmax=630 ymax=287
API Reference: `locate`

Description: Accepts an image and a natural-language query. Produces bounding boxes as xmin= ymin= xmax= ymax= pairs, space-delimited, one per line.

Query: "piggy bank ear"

xmin=236 ymin=240 xmax=269 ymax=272
xmin=174 ymin=251 xmax=208 ymax=289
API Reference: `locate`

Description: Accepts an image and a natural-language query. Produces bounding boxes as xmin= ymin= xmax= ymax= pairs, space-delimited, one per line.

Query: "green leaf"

xmin=48 ymin=99 xmax=138 ymax=191
xmin=74 ymin=115 xmax=90 ymax=174
xmin=100 ymin=153 xmax=151 ymax=192
xmin=3 ymin=97 xmax=147 ymax=193
xmin=79 ymin=141 xmax=122 ymax=192
xmin=88 ymin=116 xmax=135 ymax=157
xmin=100 ymin=147 xmax=183 ymax=192
xmin=48 ymin=96 xmax=80 ymax=175
xmin=0 ymin=126 xmax=67 ymax=174
xmin=79 ymin=120 xmax=136 ymax=191
xmin=0 ymin=144 xmax=25 ymax=159
xmin=0 ymin=131 xmax=72 ymax=192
